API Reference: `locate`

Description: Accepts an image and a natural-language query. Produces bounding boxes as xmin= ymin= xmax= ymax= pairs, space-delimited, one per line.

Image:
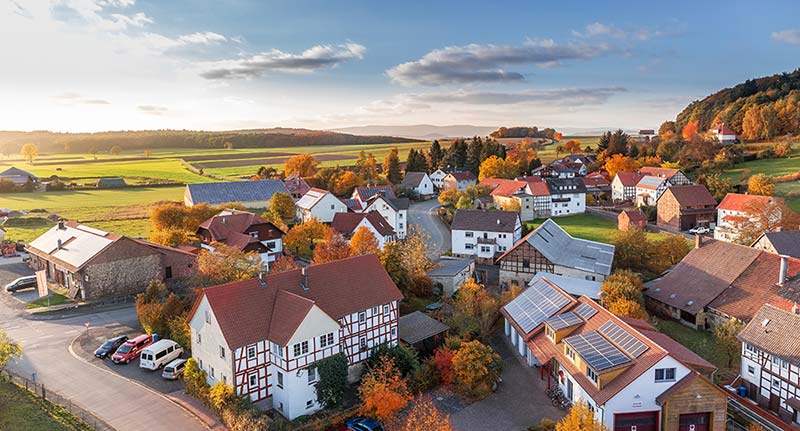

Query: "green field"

xmin=0 ymin=381 xmax=92 ymax=431
xmin=720 ymin=151 xmax=800 ymax=211
xmin=525 ymin=213 xmax=667 ymax=244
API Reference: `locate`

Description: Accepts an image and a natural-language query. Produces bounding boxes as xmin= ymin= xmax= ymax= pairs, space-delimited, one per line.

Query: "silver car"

xmin=161 ymin=358 xmax=187 ymax=380
xmin=4 ymin=275 xmax=37 ymax=292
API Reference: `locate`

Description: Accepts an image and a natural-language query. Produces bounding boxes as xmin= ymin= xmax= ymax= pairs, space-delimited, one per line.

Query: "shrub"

xmin=184 ymin=358 xmax=210 ymax=400
xmin=409 ymin=358 xmax=441 ymax=394
xmin=367 ymin=343 xmax=420 ymax=378
xmin=209 ymin=382 xmax=235 ymax=411
xmin=409 ymin=274 xmax=434 ymax=297
xmin=315 ymin=353 xmax=349 ymax=408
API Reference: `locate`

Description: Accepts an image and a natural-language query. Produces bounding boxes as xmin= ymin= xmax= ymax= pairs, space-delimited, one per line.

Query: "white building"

xmin=362 ymin=194 xmax=409 ymax=239
xmin=197 ymin=210 xmax=285 ymax=267
xmin=611 ymin=172 xmax=643 ymax=202
xmin=545 ymin=178 xmax=586 ymax=216
xmin=450 ymin=209 xmax=522 ymax=260
xmin=331 ymin=211 xmax=397 ymax=249
xmin=296 ymin=188 xmax=348 ymax=223
xmin=481 ymin=178 xmax=537 ymax=221
xmin=442 ymin=171 xmax=477 ymax=192
xmin=709 ymin=123 xmax=737 ymax=144
xmin=187 ymin=255 xmax=403 ymax=420
xmin=714 ymin=193 xmax=780 ymax=242
xmin=400 ymin=172 xmax=434 ymax=197
xmin=634 ymin=176 xmax=671 ymax=207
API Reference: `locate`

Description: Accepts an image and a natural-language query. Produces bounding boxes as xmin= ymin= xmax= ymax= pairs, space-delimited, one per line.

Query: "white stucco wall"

xmin=189 ymin=297 xmax=235 ymax=387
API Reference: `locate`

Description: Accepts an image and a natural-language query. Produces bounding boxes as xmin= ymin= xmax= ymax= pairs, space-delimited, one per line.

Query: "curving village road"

xmin=408 ymin=198 xmax=451 ymax=259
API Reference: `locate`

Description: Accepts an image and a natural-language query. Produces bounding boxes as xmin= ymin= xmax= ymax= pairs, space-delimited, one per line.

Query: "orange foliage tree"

xmin=603 ymin=154 xmax=640 ymax=179
xmin=553 ymin=132 xmax=563 ymax=142
xmin=450 ymin=340 xmax=502 ymax=400
xmin=313 ymin=231 xmax=353 ymax=264
xmin=350 ymin=226 xmax=380 ymax=256
xmin=563 ymin=140 xmax=582 ymax=154
xmin=681 ymin=120 xmax=700 ymax=141
xmin=556 ymin=401 xmax=607 ymax=431
xmin=270 ymin=255 xmax=300 ymax=273
xmin=358 ymin=357 xmax=412 ymax=422
xmin=284 ymin=219 xmax=331 ymax=258
xmin=433 ymin=348 xmax=455 ymax=385
xmin=197 ymin=243 xmax=262 ymax=285
xmin=399 ymin=396 xmax=453 ymax=431
xmin=284 ymin=153 xmax=320 ymax=177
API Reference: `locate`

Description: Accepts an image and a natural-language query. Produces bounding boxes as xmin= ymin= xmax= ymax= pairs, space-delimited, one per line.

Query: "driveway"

xmin=450 ymin=334 xmax=564 ymax=431
xmin=408 ymin=198 xmax=451 ymax=258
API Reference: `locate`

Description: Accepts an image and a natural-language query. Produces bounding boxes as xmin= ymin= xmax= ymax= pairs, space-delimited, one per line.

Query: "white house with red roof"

xmin=611 ymin=172 xmax=643 ymax=202
xmin=714 ymin=193 xmax=780 ymax=242
xmin=501 ymin=278 xmax=725 ymax=430
xmin=709 ymin=123 xmax=737 ymax=144
xmin=481 ymin=178 xmax=538 ymax=221
xmin=634 ymin=176 xmax=671 ymax=207
xmin=187 ymin=254 xmax=403 ymax=420
xmin=296 ymin=188 xmax=348 ymax=223
xmin=331 ymin=211 xmax=397 ymax=249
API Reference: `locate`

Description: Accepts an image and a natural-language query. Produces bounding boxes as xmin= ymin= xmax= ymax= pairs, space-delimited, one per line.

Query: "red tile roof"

xmin=480 ymin=178 xmax=530 ymax=197
xmin=583 ymin=175 xmax=611 ymax=187
xmin=717 ymin=193 xmax=775 ymax=213
xmin=331 ymin=211 xmax=395 ymax=237
xmin=447 ymin=171 xmax=477 ymax=181
xmin=711 ymin=123 xmax=736 ymax=135
xmin=614 ymin=171 xmax=643 ymax=186
xmin=620 ymin=209 xmax=647 ymax=224
xmin=638 ymin=166 xmax=680 ymax=179
xmin=662 ymin=185 xmax=717 ymax=208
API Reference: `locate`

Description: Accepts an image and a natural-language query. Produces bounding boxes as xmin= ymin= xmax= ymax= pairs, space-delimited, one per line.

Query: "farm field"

xmin=720 ymin=150 xmax=800 ymax=211
xmin=525 ymin=213 xmax=666 ymax=244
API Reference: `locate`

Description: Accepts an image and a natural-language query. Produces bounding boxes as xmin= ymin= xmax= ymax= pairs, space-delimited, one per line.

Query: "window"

xmin=247 ymin=346 xmax=256 ymax=359
xmin=399 ymin=223 xmax=404 ymax=229
xmin=277 ymin=371 xmax=284 ymax=389
xmin=196 ymin=332 xmax=202 ymax=344
xmin=330 ymin=204 xmax=335 ymax=210
xmin=546 ymin=326 xmax=555 ymax=340
xmin=199 ymin=359 xmax=203 ymax=369
xmin=293 ymin=341 xmax=309 ymax=357
xmin=465 ymin=243 xmax=474 ymax=250
xmin=465 ymin=231 xmax=474 ymax=238
xmin=745 ymin=343 xmax=756 ymax=353
xmin=565 ymin=346 xmax=576 ymax=362
xmin=210 ymin=367 xmax=216 ymax=378
xmin=522 ymin=259 xmax=530 ymax=269
xmin=308 ymin=368 xmax=317 ymax=384
xmin=165 ymin=266 xmax=172 ymax=279
xmin=480 ymin=246 xmax=491 ymax=253
xmin=781 ymin=359 xmax=789 ymax=369
xmin=772 ymin=378 xmax=780 ymax=389
xmin=222 ymin=375 xmax=227 ymax=384
xmin=655 ymin=368 xmax=676 ymax=382
xmin=320 ymin=332 xmax=334 ymax=348
xmin=383 ymin=305 xmax=389 ymax=314
xmin=360 ymin=337 xmax=367 ymax=350
xmin=205 ymin=310 xmax=211 ymax=324
xmin=391 ymin=327 xmax=397 ymax=337
xmin=249 ymin=374 xmax=257 ymax=387
xmin=372 ymin=306 xmax=378 ymax=314
xmin=359 ymin=312 xmax=366 ymax=323
xmin=586 ymin=368 xmax=598 ymax=383
xmin=306 ymin=400 xmax=314 ymax=409
xmin=748 ymin=366 xmax=755 ymax=375
xmin=272 ymin=342 xmax=283 ymax=358
xmin=248 ymin=231 xmax=258 ymax=238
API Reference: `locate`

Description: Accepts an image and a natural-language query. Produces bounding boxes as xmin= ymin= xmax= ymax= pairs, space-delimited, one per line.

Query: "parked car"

xmin=346 ymin=418 xmax=384 ymax=431
xmin=689 ymin=226 xmax=710 ymax=234
xmin=161 ymin=358 xmax=187 ymax=380
xmin=111 ymin=334 xmax=153 ymax=364
xmin=94 ymin=335 xmax=128 ymax=359
xmin=139 ymin=339 xmax=183 ymax=370
xmin=4 ymin=275 xmax=37 ymax=292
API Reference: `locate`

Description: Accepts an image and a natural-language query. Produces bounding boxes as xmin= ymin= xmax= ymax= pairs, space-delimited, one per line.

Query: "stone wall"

xmin=83 ymin=254 xmax=162 ymax=299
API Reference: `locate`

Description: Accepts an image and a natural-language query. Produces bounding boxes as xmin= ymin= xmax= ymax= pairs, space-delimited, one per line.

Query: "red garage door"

xmin=679 ymin=412 xmax=710 ymax=431
xmin=614 ymin=411 xmax=659 ymax=431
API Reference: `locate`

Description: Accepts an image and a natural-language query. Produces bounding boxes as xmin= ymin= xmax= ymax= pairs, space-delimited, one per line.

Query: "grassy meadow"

xmin=0 ymin=381 xmax=93 ymax=431
xmin=720 ymin=145 xmax=800 ymax=211
xmin=525 ymin=213 xmax=667 ymax=244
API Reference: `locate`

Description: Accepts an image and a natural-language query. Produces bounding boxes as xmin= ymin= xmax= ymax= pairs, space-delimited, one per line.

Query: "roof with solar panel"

xmin=501 ymin=277 xmax=574 ymax=335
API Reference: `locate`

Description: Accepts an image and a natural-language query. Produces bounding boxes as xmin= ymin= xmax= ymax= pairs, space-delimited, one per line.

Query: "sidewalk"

xmin=167 ymin=391 xmax=228 ymax=431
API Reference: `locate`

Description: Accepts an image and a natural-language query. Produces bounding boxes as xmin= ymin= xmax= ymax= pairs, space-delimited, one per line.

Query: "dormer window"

xmin=586 ymin=367 xmax=598 ymax=383
xmin=565 ymin=345 xmax=576 ymax=362
xmin=545 ymin=325 xmax=555 ymax=341
xmin=249 ymin=232 xmax=259 ymax=238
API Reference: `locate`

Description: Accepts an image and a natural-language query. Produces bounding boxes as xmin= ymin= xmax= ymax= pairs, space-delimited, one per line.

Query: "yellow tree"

xmin=20 ymin=143 xmax=39 ymax=164
xmin=748 ymin=173 xmax=775 ymax=196
xmin=438 ymin=189 xmax=461 ymax=207
xmin=359 ymin=357 xmax=412 ymax=422
xmin=603 ymin=154 xmax=639 ymax=179
xmin=556 ymin=402 xmax=607 ymax=431
xmin=400 ymin=396 xmax=453 ymax=431
xmin=333 ymin=170 xmax=363 ymax=196
xmin=563 ymin=140 xmax=582 ymax=154
xmin=478 ymin=155 xmax=516 ymax=180
xmin=350 ymin=226 xmax=380 ymax=256
xmin=606 ymin=298 xmax=648 ymax=320
xmin=451 ymin=340 xmax=502 ymax=400
xmin=269 ymin=191 xmax=296 ymax=223
xmin=284 ymin=154 xmax=319 ymax=177
xmin=197 ymin=243 xmax=262 ymax=285
xmin=284 ymin=219 xmax=331 ymax=258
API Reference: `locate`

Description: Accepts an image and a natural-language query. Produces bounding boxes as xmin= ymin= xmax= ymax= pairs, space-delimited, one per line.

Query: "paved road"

xmin=408 ymin=198 xmax=451 ymax=258
xmin=0 ymin=266 xmax=206 ymax=431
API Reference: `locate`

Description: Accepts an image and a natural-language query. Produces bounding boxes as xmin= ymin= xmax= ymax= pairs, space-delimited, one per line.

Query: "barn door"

xmin=679 ymin=412 xmax=710 ymax=431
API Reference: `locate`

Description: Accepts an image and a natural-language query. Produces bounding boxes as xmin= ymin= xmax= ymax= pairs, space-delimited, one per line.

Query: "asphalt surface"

xmin=408 ymin=198 xmax=451 ymax=258
xmin=0 ymin=262 xmax=207 ymax=431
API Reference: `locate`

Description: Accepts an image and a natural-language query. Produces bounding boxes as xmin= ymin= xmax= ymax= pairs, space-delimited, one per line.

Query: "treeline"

xmin=676 ymin=68 xmax=800 ymax=140
xmin=0 ymin=129 xmax=417 ymax=154
xmin=489 ymin=126 xmax=559 ymax=139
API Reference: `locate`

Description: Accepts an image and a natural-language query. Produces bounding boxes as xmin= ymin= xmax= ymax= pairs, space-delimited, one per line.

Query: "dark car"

xmin=346 ymin=418 xmax=384 ymax=431
xmin=94 ymin=335 xmax=128 ymax=359
xmin=4 ymin=275 xmax=37 ymax=293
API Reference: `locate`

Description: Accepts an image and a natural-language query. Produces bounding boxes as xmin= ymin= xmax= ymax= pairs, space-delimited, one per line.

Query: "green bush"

xmin=183 ymin=358 xmax=210 ymax=400
xmin=366 ymin=343 xmax=420 ymax=377
xmin=314 ymin=353 xmax=349 ymax=408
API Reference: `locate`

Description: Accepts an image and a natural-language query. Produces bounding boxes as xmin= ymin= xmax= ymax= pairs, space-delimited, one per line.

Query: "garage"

xmin=614 ymin=411 xmax=659 ymax=431
xmin=679 ymin=412 xmax=710 ymax=431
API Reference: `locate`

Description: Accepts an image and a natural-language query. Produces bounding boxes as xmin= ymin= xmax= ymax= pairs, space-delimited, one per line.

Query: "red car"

xmin=111 ymin=334 xmax=152 ymax=364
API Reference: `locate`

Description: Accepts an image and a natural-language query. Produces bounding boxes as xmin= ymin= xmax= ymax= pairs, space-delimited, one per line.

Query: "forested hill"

xmin=0 ymin=128 xmax=418 ymax=153
xmin=676 ymin=68 xmax=800 ymax=140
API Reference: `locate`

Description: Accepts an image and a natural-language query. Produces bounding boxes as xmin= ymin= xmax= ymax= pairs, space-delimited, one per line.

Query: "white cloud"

xmin=137 ymin=105 xmax=168 ymax=115
xmin=108 ymin=12 xmax=152 ymax=28
xmin=51 ymin=92 xmax=111 ymax=105
xmin=199 ymin=43 xmax=367 ymax=80
xmin=178 ymin=31 xmax=227 ymax=45
xmin=573 ymin=22 xmax=626 ymax=39
xmin=772 ymin=29 xmax=800 ymax=45
xmin=386 ymin=40 xmax=607 ymax=86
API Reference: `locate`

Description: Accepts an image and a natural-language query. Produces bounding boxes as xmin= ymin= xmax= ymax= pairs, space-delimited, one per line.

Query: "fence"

xmin=1 ymin=369 xmax=116 ymax=431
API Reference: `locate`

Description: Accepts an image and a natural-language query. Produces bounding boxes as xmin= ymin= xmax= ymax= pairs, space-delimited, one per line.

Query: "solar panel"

xmin=545 ymin=312 xmax=583 ymax=331
xmin=564 ymin=331 xmax=630 ymax=372
xmin=504 ymin=279 xmax=571 ymax=334
xmin=599 ymin=321 xmax=650 ymax=358
xmin=573 ymin=303 xmax=598 ymax=321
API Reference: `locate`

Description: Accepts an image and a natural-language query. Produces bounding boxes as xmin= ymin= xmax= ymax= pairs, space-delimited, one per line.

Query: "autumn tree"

xmin=611 ymin=228 xmax=650 ymax=272
xmin=359 ymin=357 xmax=412 ymax=422
xmin=313 ymin=231 xmax=353 ymax=264
xmin=383 ymin=148 xmax=402 ymax=184
xmin=448 ymin=278 xmax=500 ymax=340
xmin=603 ymin=154 xmax=639 ymax=179
xmin=699 ymin=173 xmax=735 ymax=201
xmin=556 ymin=402 xmax=607 ymax=431
xmin=21 ymin=143 xmax=39 ymax=164
xmin=135 ymin=281 xmax=189 ymax=338
xmin=270 ymin=255 xmax=300 ymax=273
xmin=658 ymin=120 xmax=677 ymax=138
xmin=553 ymin=132 xmax=563 ymax=142
xmin=478 ymin=155 xmax=516 ymax=180
xmin=438 ymin=189 xmax=461 ymax=207
xmin=0 ymin=329 xmax=22 ymax=373
xmin=681 ymin=120 xmax=700 ymax=141
xmin=333 ymin=170 xmax=363 ymax=197
xmin=379 ymin=241 xmax=412 ymax=294
xmin=110 ymin=145 xmax=122 ymax=156
xmin=563 ymin=140 xmax=582 ymax=154
xmin=606 ymin=298 xmax=648 ymax=320
xmin=714 ymin=318 xmax=746 ymax=368
xmin=350 ymin=226 xmax=380 ymax=256
xmin=197 ymin=243 xmax=262 ymax=285
xmin=748 ymin=173 xmax=775 ymax=196
xmin=400 ymin=396 xmax=454 ymax=431
xmin=433 ymin=348 xmax=455 ymax=385
xmin=601 ymin=270 xmax=646 ymax=319
xmin=284 ymin=218 xmax=331 ymax=258
xmin=400 ymin=225 xmax=433 ymax=276
xmin=733 ymin=199 xmax=791 ymax=245
xmin=269 ymin=191 xmax=296 ymax=223
xmin=285 ymin=154 xmax=319 ymax=177
xmin=451 ymin=340 xmax=502 ymax=400
xmin=149 ymin=201 xmax=226 ymax=246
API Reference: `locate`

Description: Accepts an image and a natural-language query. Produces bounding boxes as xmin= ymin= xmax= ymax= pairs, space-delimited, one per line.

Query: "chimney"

xmin=694 ymin=234 xmax=702 ymax=249
xmin=57 ymin=220 xmax=64 ymax=230
xmin=497 ymin=219 xmax=501 ymax=225
xmin=221 ymin=217 xmax=226 ymax=225
xmin=301 ymin=267 xmax=308 ymax=291
xmin=779 ymin=255 xmax=789 ymax=286
xmin=258 ymin=271 xmax=266 ymax=287
xmin=793 ymin=303 xmax=800 ymax=315
xmin=57 ymin=239 xmax=62 ymax=250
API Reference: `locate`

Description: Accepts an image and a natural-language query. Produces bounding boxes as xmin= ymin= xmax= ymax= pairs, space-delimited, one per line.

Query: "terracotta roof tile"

xmin=615 ymin=171 xmax=644 ymax=186
xmin=738 ymin=304 xmax=800 ymax=364
xmin=480 ymin=178 xmax=530 ymax=197
xmin=662 ymin=185 xmax=717 ymax=207
xmin=718 ymin=193 xmax=775 ymax=212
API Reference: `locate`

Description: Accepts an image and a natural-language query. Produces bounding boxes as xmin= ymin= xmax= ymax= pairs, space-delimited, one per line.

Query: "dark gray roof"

xmin=186 ymin=180 xmax=289 ymax=206
xmin=545 ymin=177 xmax=587 ymax=194
xmin=427 ymin=257 xmax=474 ymax=277
xmin=399 ymin=311 xmax=449 ymax=344
xmin=760 ymin=231 xmax=800 ymax=259
xmin=388 ymin=197 xmax=410 ymax=210
xmin=0 ymin=166 xmax=37 ymax=178
xmin=401 ymin=172 xmax=429 ymax=188
xmin=738 ymin=304 xmax=800 ymax=364
xmin=451 ymin=209 xmax=520 ymax=233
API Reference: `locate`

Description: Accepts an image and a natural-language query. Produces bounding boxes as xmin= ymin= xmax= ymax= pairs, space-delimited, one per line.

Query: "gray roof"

xmin=0 ymin=166 xmax=37 ymax=179
xmin=528 ymin=272 xmax=603 ymax=300
xmin=398 ymin=311 xmax=449 ymax=345
xmin=738 ymin=304 xmax=800 ymax=364
xmin=427 ymin=257 xmax=475 ymax=277
xmin=401 ymin=172 xmax=429 ymax=188
xmin=509 ymin=219 xmax=614 ymax=276
xmin=186 ymin=180 xmax=289 ymax=206
xmin=636 ymin=176 xmax=668 ymax=189
xmin=545 ymin=177 xmax=587 ymax=195
xmin=451 ymin=209 xmax=520 ymax=233
xmin=759 ymin=231 xmax=800 ymax=259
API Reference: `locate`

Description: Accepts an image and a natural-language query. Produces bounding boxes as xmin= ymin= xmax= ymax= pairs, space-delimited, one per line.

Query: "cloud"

xmin=51 ymin=92 xmax=111 ymax=105
xmin=573 ymin=22 xmax=626 ymax=39
xmin=406 ymin=87 xmax=627 ymax=105
xmin=772 ymin=29 xmax=800 ymax=45
xmin=386 ymin=40 xmax=606 ymax=86
xmin=109 ymin=12 xmax=152 ymax=28
xmin=137 ymin=105 xmax=168 ymax=115
xmin=199 ymin=43 xmax=367 ymax=80
xmin=178 ymin=32 xmax=227 ymax=45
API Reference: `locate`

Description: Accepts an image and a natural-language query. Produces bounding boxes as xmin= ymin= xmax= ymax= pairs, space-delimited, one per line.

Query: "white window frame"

xmin=247 ymin=346 xmax=256 ymax=359
xmin=249 ymin=373 xmax=257 ymax=387
xmin=383 ymin=305 xmax=390 ymax=314
xmin=359 ymin=312 xmax=366 ymax=323
xmin=308 ymin=367 xmax=317 ymax=384
xmin=277 ymin=371 xmax=284 ymax=389
xmin=219 ymin=346 xmax=226 ymax=359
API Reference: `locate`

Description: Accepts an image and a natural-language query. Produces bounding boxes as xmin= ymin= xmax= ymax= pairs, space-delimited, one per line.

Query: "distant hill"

xmin=676 ymin=68 xmax=800 ymax=138
xmin=0 ymin=128 xmax=418 ymax=154
xmin=330 ymin=124 xmax=498 ymax=140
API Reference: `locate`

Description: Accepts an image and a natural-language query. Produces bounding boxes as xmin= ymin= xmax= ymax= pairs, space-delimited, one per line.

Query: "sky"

xmin=2 ymin=0 xmax=800 ymax=133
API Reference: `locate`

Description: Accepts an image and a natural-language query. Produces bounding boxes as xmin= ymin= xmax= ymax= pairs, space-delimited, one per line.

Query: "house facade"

xmin=296 ymin=188 xmax=348 ymax=223
xmin=187 ymin=255 xmax=403 ymax=420
xmin=450 ymin=209 xmax=522 ymax=260
xmin=361 ymin=194 xmax=409 ymax=239
xmin=442 ymin=171 xmax=477 ymax=192
xmin=184 ymin=180 xmax=289 ymax=208
xmin=400 ymin=172 xmax=434 ymax=197
xmin=709 ymin=123 xmax=737 ymax=144
xmin=426 ymin=257 xmax=476 ymax=297
xmin=331 ymin=211 xmax=397 ymax=249
xmin=545 ymin=177 xmax=586 ymax=216
xmin=638 ymin=167 xmax=691 ymax=186
xmin=611 ymin=172 xmax=643 ymax=202
xmin=714 ymin=193 xmax=778 ymax=242
xmin=635 ymin=176 xmax=671 ymax=207
xmin=656 ymin=185 xmax=716 ymax=231
xmin=752 ymin=231 xmax=800 ymax=259
xmin=0 ymin=166 xmax=39 ymax=185
xmin=481 ymin=178 xmax=537 ymax=221
xmin=197 ymin=210 xmax=285 ymax=265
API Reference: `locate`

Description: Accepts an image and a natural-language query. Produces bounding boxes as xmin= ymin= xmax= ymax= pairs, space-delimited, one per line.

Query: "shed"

xmin=97 ymin=177 xmax=127 ymax=188
xmin=618 ymin=209 xmax=647 ymax=231
xmin=426 ymin=257 xmax=475 ymax=297
xmin=398 ymin=311 xmax=449 ymax=353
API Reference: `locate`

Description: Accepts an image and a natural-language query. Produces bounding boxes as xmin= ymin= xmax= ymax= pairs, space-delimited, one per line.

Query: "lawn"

xmin=0 ymin=158 xmax=211 ymax=185
xmin=720 ymin=153 xmax=800 ymax=211
xmin=652 ymin=317 xmax=739 ymax=381
xmin=27 ymin=292 xmax=72 ymax=308
xmin=0 ymin=380 xmax=93 ymax=431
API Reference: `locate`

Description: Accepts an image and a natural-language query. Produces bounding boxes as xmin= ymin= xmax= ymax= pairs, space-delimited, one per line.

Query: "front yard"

xmin=653 ymin=317 xmax=740 ymax=382
xmin=0 ymin=380 xmax=93 ymax=431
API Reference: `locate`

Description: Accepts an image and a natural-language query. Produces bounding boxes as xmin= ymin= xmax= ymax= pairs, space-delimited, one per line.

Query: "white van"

xmin=139 ymin=339 xmax=183 ymax=370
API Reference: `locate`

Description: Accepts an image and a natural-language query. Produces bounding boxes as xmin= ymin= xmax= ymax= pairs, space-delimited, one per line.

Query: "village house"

xmin=618 ymin=209 xmax=648 ymax=231
xmin=429 ymin=168 xmax=464 ymax=190
xmin=355 ymin=193 xmax=409 ymax=239
xmin=27 ymin=221 xmax=196 ymax=300
xmin=709 ymin=123 xmax=737 ymax=144
xmin=635 ymin=176 xmax=671 ymax=207
xmin=442 ymin=171 xmax=477 ymax=192
xmin=186 ymin=254 xmax=403 ymax=420
xmin=752 ymin=230 xmax=800 ymax=259
xmin=631 ymin=129 xmax=656 ymax=142
xmin=184 ymin=180 xmax=290 ymax=208
xmin=583 ymin=172 xmax=612 ymax=202
xmin=738 ymin=303 xmax=800 ymax=424
xmin=501 ymin=282 xmax=726 ymax=431
xmin=196 ymin=210 xmax=285 ymax=266
xmin=714 ymin=193 xmax=780 ymax=242
xmin=400 ymin=172 xmax=434 ymax=198
xmin=481 ymin=178 xmax=538 ymax=221
xmin=282 ymin=174 xmax=311 ymax=199
xmin=656 ymin=185 xmax=717 ymax=231
xmin=295 ymin=188 xmax=348 ymax=223
xmin=0 ymin=166 xmax=39 ymax=185
xmin=426 ymin=256 xmax=476 ymax=297
xmin=450 ymin=209 xmax=522 ymax=261
xmin=644 ymin=236 xmax=800 ymax=330
xmin=331 ymin=211 xmax=397 ymax=249
xmin=638 ymin=167 xmax=691 ymax=186
xmin=496 ymin=219 xmax=614 ymax=286
xmin=611 ymin=172 xmax=643 ymax=202
xmin=545 ymin=177 xmax=586 ymax=216
xmin=517 ymin=176 xmax=554 ymax=219
xmin=351 ymin=185 xmax=396 ymax=204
